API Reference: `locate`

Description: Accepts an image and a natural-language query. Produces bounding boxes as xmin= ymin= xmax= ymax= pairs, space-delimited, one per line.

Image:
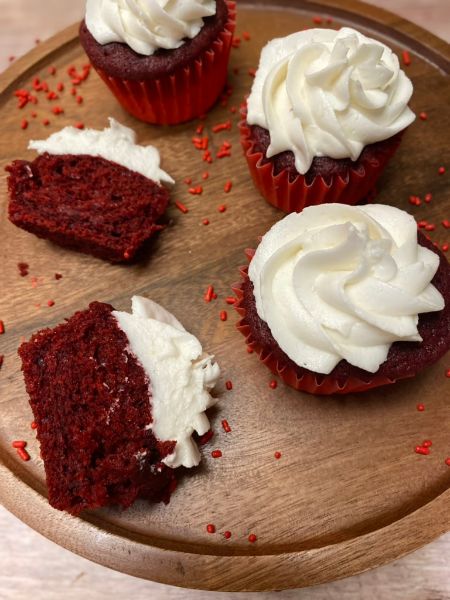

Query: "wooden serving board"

xmin=0 ymin=0 xmax=449 ymax=592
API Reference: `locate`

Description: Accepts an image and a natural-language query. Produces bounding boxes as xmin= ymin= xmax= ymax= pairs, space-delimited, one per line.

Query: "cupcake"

xmin=6 ymin=118 xmax=173 ymax=263
xmin=79 ymin=0 xmax=236 ymax=125
xmin=240 ymin=28 xmax=415 ymax=213
xmin=19 ymin=296 xmax=220 ymax=514
xmin=233 ymin=204 xmax=450 ymax=395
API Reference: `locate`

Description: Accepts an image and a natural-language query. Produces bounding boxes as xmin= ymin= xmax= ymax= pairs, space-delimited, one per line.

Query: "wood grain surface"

xmin=1 ymin=0 xmax=450 ymax=598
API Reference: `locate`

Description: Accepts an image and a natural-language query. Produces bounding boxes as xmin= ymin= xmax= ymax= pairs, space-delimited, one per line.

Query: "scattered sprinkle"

xmin=211 ymin=449 xmax=222 ymax=458
xmin=206 ymin=523 xmax=216 ymax=534
xmin=0 ymin=320 xmax=5 ymax=335
xmin=442 ymin=220 xmax=450 ymax=229
xmin=222 ymin=419 xmax=231 ymax=433
xmin=445 ymin=368 xmax=450 ymax=378
xmin=184 ymin=177 xmax=192 ymax=185
xmin=225 ymin=380 xmax=233 ymax=390
xmin=419 ymin=112 xmax=428 ymax=121
xmin=248 ymin=534 xmax=257 ymax=543
xmin=17 ymin=447 xmax=31 ymax=461
xmin=248 ymin=68 xmax=257 ymax=78
xmin=74 ymin=122 xmax=85 ymax=130
xmin=402 ymin=50 xmax=411 ymax=66
xmin=247 ymin=346 xmax=254 ymax=354
xmin=202 ymin=172 xmax=209 ymax=180
xmin=225 ymin=297 xmax=236 ymax=305
xmin=417 ymin=403 xmax=425 ymax=412
xmin=220 ymin=310 xmax=227 ymax=322
xmin=415 ymin=445 xmax=430 ymax=455
xmin=409 ymin=195 xmax=421 ymax=206
xmin=438 ymin=166 xmax=445 ymax=175
xmin=31 ymin=421 xmax=38 ymax=430
xmin=51 ymin=106 xmax=64 ymax=115
xmin=20 ymin=119 xmax=28 ymax=130
xmin=224 ymin=181 xmax=232 ymax=193
xmin=422 ymin=440 xmax=432 ymax=448
xmin=54 ymin=273 xmax=63 ymax=280
xmin=212 ymin=120 xmax=232 ymax=133
xmin=269 ymin=380 xmax=278 ymax=389
xmin=312 ymin=15 xmax=323 ymax=24
xmin=242 ymin=31 xmax=251 ymax=41
xmin=224 ymin=531 xmax=232 ymax=539
xmin=188 ymin=186 xmax=203 ymax=195
xmin=204 ymin=285 xmax=214 ymax=303
xmin=424 ymin=193 xmax=432 ymax=203
xmin=218 ymin=204 xmax=227 ymax=213
xmin=202 ymin=218 xmax=210 ymax=226
xmin=175 ymin=201 xmax=189 ymax=214
xmin=18 ymin=262 xmax=29 ymax=277
xmin=445 ymin=458 xmax=450 ymax=467
xmin=47 ymin=300 xmax=55 ymax=307
xmin=12 ymin=440 xmax=27 ymax=449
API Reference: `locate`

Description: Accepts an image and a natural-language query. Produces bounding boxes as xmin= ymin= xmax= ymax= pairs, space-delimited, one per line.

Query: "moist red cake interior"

xmin=19 ymin=301 xmax=176 ymax=515
xmin=79 ymin=0 xmax=229 ymax=80
xmin=6 ymin=153 xmax=169 ymax=263
xmin=246 ymin=123 xmax=403 ymax=186
xmin=240 ymin=234 xmax=450 ymax=386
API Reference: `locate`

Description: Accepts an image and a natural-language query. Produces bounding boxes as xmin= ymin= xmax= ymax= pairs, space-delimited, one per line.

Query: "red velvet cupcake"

xmin=241 ymin=27 xmax=415 ymax=213
xmin=6 ymin=119 xmax=173 ymax=263
xmin=19 ymin=296 xmax=220 ymax=514
xmin=233 ymin=204 xmax=450 ymax=395
xmin=80 ymin=0 xmax=236 ymax=125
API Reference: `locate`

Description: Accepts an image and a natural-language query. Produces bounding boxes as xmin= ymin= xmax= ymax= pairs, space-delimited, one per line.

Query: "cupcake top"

xmin=247 ymin=28 xmax=415 ymax=175
xmin=114 ymin=296 xmax=220 ymax=468
xmin=248 ymin=204 xmax=444 ymax=374
xmin=86 ymin=0 xmax=216 ymax=56
xmin=29 ymin=118 xmax=174 ymax=185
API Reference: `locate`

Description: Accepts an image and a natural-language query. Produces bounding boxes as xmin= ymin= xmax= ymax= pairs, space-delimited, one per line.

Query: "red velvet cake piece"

xmin=6 ymin=153 xmax=169 ymax=263
xmin=19 ymin=301 xmax=176 ymax=515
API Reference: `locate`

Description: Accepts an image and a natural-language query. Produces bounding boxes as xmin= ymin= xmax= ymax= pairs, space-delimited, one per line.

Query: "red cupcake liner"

xmin=232 ymin=250 xmax=401 ymax=395
xmin=93 ymin=1 xmax=236 ymax=125
xmin=239 ymin=115 xmax=402 ymax=213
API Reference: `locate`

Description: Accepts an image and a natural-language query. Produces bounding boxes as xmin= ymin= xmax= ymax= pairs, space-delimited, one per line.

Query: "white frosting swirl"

xmin=113 ymin=296 xmax=220 ymax=469
xmin=86 ymin=0 xmax=216 ymax=56
xmin=29 ymin=118 xmax=174 ymax=185
xmin=248 ymin=204 xmax=444 ymax=374
xmin=247 ymin=28 xmax=415 ymax=174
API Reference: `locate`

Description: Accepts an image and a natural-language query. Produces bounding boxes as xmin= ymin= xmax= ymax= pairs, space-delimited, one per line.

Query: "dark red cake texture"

xmin=79 ymin=0 xmax=229 ymax=80
xmin=6 ymin=153 xmax=169 ymax=263
xmin=239 ymin=234 xmax=450 ymax=388
xmin=19 ymin=301 xmax=176 ymax=515
xmin=247 ymin=122 xmax=403 ymax=186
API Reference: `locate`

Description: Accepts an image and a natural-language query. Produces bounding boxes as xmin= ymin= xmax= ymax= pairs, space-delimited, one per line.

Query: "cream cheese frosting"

xmin=247 ymin=28 xmax=416 ymax=175
xmin=248 ymin=204 xmax=444 ymax=374
xmin=86 ymin=0 xmax=216 ymax=56
xmin=113 ymin=296 xmax=220 ymax=469
xmin=29 ymin=118 xmax=174 ymax=185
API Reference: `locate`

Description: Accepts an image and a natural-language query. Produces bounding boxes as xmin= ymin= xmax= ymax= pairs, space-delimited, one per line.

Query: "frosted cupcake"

xmin=80 ymin=0 xmax=236 ymax=125
xmin=240 ymin=28 xmax=415 ymax=212
xmin=233 ymin=204 xmax=450 ymax=395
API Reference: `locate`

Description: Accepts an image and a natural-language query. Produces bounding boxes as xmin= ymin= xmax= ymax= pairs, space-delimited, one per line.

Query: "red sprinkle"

xmin=222 ymin=419 xmax=231 ymax=433
xmin=274 ymin=451 xmax=282 ymax=460
xmin=175 ymin=201 xmax=189 ymax=214
xmin=20 ymin=119 xmax=28 ymax=130
xmin=402 ymin=50 xmax=411 ymax=66
xmin=188 ymin=186 xmax=203 ymax=195
xmin=416 ymin=403 xmax=425 ymax=412
xmin=225 ymin=297 xmax=236 ymax=305
xmin=225 ymin=380 xmax=233 ymax=390
xmin=224 ymin=181 xmax=232 ymax=193
xmin=425 ymin=223 xmax=435 ymax=232
xmin=75 ymin=122 xmax=85 ymax=130
xmin=198 ymin=430 xmax=214 ymax=445
xmin=312 ymin=15 xmax=323 ymax=24
xmin=218 ymin=204 xmax=227 ymax=213
xmin=12 ymin=441 xmax=27 ymax=449
xmin=220 ymin=310 xmax=228 ymax=322
xmin=409 ymin=195 xmax=421 ymax=206
xmin=223 ymin=531 xmax=232 ymax=539
xmin=419 ymin=112 xmax=428 ymax=121
xmin=196 ymin=124 xmax=204 ymax=135
xmin=445 ymin=458 xmax=450 ymax=467
xmin=248 ymin=68 xmax=257 ymax=78
xmin=442 ymin=220 xmax=450 ymax=229
xmin=211 ymin=449 xmax=222 ymax=458
xmin=48 ymin=66 xmax=56 ymax=76
xmin=202 ymin=218 xmax=210 ymax=226
xmin=202 ymin=172 xmax=209 ymax=180
xmin=17 ymin=448 xmax=30 ymax=461
xmin=0 ymin=320 xmax=5 ymax=334
xmin=247 ymin=346 xmax=254 ymax=354
xmin=204 ymin=285 xmax=214 ymax=303
xmin=18 ymin=262 xmax=29 ymax=277
xmin=422 ymin=440 xmax=432 ymax=448
xmin=52 ymin=106 xmax=64 ymax=115
xmin=212 ymin=121 xmax=231 ymax=133
xmin=56 ymin=82 xmax=64 ymax=91
xmin=248 ymin=534 xmax=257 ymax=543
xmin=206 ymin=524 xmax=216 ymax=534
xmin=415 ymin=446 xmax=430 ymax=455
xmin=31 ymin=421 xmax=38 ymax=430
xmin=47 ymin=300 xmax=55 ymax=307
xmin=76 ymin=95 xmax=83 ymax=104
xmin=242 ymin=31 xmax=251 ymax=41
xmin=438 ymin=166 xmax=445 ymax=175
xmin=445 ymin=368 xmax=450 ymax=378
xmin=269 ymin=380 xmax=278 ymax=389
xmin=442 ymin=243 xmax=449 ymax=252
xmin=424 ymin=193 xmax=432 ymax=203
xmin=42 ymin=118 xmax=50 ymax=126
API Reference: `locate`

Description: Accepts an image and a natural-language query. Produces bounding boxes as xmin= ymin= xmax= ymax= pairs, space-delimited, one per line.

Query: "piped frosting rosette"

xmin=240 ymin=27 xmax=415 ymax=212
xmin=232 ymin=204 xmax=449 ymax=395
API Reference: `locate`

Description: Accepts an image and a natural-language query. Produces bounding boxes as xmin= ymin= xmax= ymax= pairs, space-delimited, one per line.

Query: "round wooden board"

xmin=0 ymin=0 xmax=449 ymax=592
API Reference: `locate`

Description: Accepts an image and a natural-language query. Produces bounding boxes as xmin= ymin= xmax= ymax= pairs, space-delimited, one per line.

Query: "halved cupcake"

xmin=240 ymin=27 xmax=415 ymax=212
xmin=233 ymin=204 xmax=450 ymax=394
xmin=80 ymin=0 xmax=236 ymax=124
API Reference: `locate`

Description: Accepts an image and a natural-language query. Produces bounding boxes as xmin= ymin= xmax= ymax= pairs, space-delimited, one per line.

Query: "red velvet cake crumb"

xmin=6 ymin=153 xmax=169 ymax=263
xmin=19 ymin=301 xmax=176 ymax=515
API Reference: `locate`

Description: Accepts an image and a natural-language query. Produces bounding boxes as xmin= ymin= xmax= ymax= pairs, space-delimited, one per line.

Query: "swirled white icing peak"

xmin=29 ymin=118 xmax=174 ymax=185
xmin=86 ymin=0 xmax=216 ymax=56
xmin=247 ymin=28 xmax=415 ymax=174
xmin=113 ymin=296 xmax=220 ymax=469
xmin=248 ymin=204 xmax=444 ymax=374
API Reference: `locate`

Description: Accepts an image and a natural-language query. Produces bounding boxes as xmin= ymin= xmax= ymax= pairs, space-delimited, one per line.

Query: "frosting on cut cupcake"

xmin=113 ymin=296 xmax=220 ymax=469
xmin=86 ymin=0 xmax=216 ymax=56
xmin=247 ymin=28 xmax=415 ymax=175
xmin=248 ymin=204 xmax=444 ymax=374
xmin=28 ymin=118 xmax=174 ymax=185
